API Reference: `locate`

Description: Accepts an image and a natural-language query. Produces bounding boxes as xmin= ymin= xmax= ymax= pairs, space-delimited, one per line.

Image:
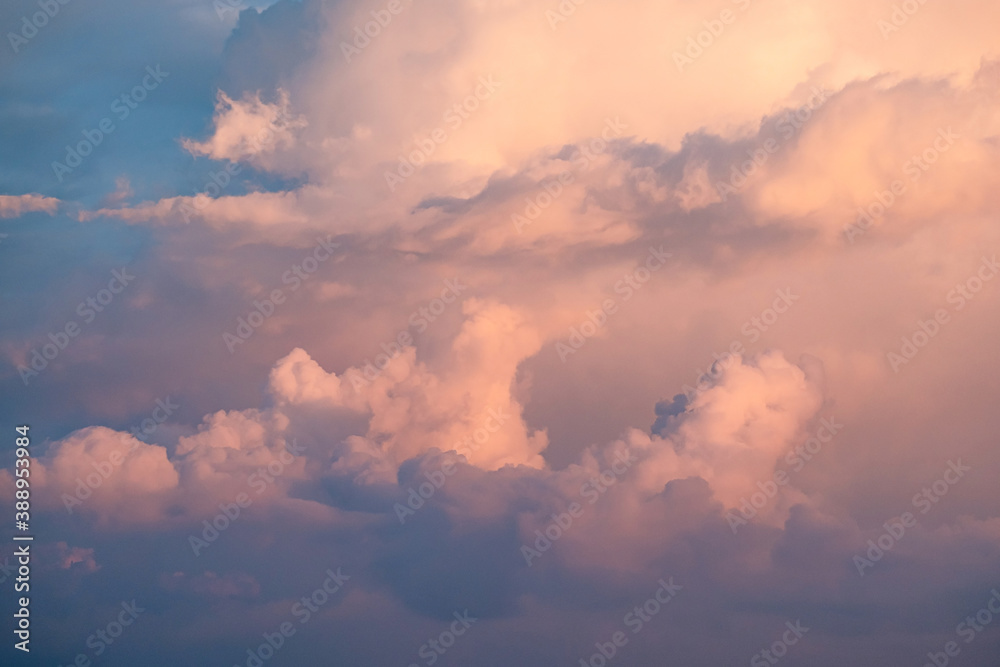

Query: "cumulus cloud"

xmin=6 ymin=0 xmax=1000 ymax=664
xmin=28 ymin=427 xmax=179 ymax=525
xmin=633 ymin=351 xmax=825 ymax=508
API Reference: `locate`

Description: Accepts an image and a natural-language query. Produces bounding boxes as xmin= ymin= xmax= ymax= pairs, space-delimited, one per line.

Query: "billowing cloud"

xmin=4 ymin=0 xmax=1000 ymax=665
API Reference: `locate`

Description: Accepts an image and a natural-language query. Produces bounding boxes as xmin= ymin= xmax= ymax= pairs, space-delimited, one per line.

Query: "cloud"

xmin=5 ymin=0 xmax=1000 ymax=664
xmin=181 ymin=89 xmax=306 ymax=164
xmin=0 ymin=193 xmax=59 ymax=217
xmin=634 ymin=351 xmax=825 ymax=510
xmin=29 ymin=426 xmax=179 ymax=525
xmin=270 ymin=298 xmax=550 ymax=471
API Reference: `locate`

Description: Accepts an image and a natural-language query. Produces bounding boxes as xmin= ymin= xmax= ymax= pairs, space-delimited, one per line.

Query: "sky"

xmin=1 ymin=0 xmax=1000 ymax=665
